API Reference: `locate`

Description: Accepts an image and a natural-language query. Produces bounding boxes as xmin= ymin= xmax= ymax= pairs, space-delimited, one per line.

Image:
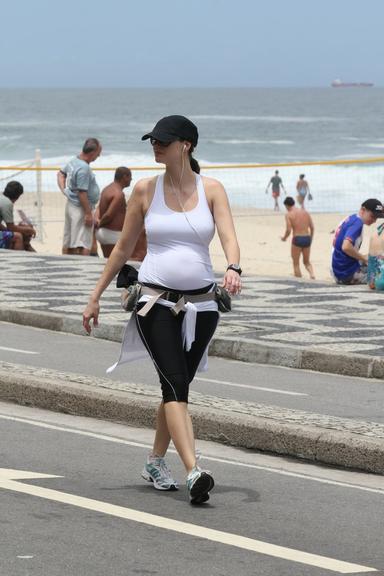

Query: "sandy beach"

xmin=18 ymin=192 xmax=372 ymax=282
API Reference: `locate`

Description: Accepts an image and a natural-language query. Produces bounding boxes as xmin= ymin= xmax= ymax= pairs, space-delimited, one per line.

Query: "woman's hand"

xmin=222 ymin=269 xmax=242 ymax=295
xmin=83 ymin=298 xmax=100 ymax=334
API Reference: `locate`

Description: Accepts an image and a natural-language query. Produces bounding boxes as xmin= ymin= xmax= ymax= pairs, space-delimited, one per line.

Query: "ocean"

xmin=0 ymin=88 xmax=383 ymax=212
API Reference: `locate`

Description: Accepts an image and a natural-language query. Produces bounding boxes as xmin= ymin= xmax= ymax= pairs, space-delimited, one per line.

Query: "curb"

xmin=0 ymin=362 xmax=383 ymax=475
xmin=2 ymin=306 xmax=384 ymax=380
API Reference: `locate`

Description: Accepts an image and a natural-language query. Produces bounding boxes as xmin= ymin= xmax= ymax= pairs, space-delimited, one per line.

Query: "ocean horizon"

xmin=1 ymin=87 xmax=383 ymax=212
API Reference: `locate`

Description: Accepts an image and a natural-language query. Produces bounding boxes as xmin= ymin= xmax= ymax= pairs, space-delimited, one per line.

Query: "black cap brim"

xmin=141 ymin=130 xmax=178 ymax=143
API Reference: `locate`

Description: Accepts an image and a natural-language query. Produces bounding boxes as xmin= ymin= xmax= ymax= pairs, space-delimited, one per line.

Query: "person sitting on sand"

xmin=281 ymin=196 xmax=315 ymax=279
xmin=0 ymin=181 xmax=36 ymax=251
xmin=95 ymin=167 xmax=147 ymax=260
xmin=332 ymin=199 xmax=384 ymax=285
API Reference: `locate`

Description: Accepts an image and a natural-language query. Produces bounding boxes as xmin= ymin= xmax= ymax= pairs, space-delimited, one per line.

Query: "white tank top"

xmin=138 ymin=173 xmax=215 ymax=290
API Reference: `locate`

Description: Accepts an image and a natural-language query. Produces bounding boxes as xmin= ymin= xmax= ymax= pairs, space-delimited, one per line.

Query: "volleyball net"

xmin=0 ymin=151 xmax=383 ymax=243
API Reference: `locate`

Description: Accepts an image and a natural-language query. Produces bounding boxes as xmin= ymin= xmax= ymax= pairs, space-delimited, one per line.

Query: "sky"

xmin=1 ymin=0 xmax=383 ymax=88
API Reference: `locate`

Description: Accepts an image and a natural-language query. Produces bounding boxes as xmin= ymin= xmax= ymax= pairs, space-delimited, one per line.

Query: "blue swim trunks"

xmin=0 ymin=230 xmax=14 ymax=249
xmin=292 ymin=235 xmax=312 ymax=248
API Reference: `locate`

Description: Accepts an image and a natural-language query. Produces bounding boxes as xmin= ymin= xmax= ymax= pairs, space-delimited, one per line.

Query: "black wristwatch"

xmin=227 ymin=264 xmax=242 ymax=275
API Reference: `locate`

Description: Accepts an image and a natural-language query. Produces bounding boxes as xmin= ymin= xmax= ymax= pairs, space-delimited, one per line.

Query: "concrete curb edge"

xmin=2 ymin=307 xmax=384 ymax=380
xmin=0 ymin=366 xmax=383 ymax=475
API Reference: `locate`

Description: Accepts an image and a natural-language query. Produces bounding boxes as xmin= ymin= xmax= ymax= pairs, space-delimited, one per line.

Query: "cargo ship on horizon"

xmin=331 ymin=78 xmax=374 ymax=87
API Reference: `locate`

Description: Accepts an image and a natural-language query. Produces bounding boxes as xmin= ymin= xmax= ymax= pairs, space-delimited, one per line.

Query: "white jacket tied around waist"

xmin=107 ymin=174 xmax=219 ymax=374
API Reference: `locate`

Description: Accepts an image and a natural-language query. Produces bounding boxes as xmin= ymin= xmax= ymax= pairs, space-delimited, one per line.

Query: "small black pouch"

xmin=117 ymin=265 xmax=140 ymax=312
xmin=215 ymin=285 xmax=232 ymax=313
xmin=116 ymin=264 xmax=139 ymax=288
xmin=121 ymin=283 xmax=142 ymax=312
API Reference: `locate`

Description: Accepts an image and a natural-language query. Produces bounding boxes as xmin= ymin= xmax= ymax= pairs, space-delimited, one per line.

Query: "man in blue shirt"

xmin=57 ymin=138 xmax=101 ymax=256
xmin=332 ymin=198 xmax=384 ymax=284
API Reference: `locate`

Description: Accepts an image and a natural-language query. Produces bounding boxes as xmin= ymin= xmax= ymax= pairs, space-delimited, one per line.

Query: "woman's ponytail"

xmin=188 ymin=146 xmax=200 ymax=174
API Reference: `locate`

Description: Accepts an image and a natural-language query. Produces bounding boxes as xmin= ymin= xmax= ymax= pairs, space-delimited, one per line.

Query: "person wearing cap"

xmin=83 ymin=115 xmax=241 ymax=505
xmin=332 ymin=199 xmax=384 ymax=285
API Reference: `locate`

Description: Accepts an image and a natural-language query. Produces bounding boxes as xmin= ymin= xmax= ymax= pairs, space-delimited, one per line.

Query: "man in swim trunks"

xmin=281 ymin=196 xmax=315 ymax=279
xmin=95 ymin=167 xmax=147 ymax=260
xmin=266 ymin=170 xmax=286 ymax=211
xmin=296 ymin=174 xmax=311 ymax=208
xmin=332 ymin=198 xmax=384 ymax=285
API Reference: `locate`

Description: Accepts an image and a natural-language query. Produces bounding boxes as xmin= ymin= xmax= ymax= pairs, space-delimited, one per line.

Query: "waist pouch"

xmin=121 ymin=282 xmax=231 ymax=314
xmin=116 ymin=264 xmax=139 ymax=288
xmin=121 ymin=283 xmax=142 ymax=312
xmin=215 ymin=285 xmax=232 ymax=312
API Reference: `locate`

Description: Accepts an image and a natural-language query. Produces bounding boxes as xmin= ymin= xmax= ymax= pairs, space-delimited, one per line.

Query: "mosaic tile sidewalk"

xmin=1 ymin=251 xmax=384 ymax=357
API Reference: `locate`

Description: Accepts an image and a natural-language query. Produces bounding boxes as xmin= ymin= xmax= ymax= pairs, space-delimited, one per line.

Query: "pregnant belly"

xmin=138 ymin=251 xmax=214 ymax=290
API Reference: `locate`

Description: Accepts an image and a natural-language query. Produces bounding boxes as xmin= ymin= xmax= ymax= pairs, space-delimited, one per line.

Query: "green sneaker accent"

xmin=141 ymin=456 xmax=178 ymax=491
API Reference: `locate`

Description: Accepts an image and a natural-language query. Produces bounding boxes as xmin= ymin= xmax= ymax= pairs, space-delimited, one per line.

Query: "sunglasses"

xmin=150 ymin=137 xmax=177 ymax=147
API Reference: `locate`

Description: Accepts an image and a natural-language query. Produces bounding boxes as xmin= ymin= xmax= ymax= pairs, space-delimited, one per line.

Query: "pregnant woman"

xmin=83 ymin=115 xmax=241 ymax=505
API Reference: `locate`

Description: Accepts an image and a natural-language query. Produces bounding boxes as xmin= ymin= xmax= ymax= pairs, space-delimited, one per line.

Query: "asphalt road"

xmin=1 ymin=401 xmax=383 ymax=576
xmin=1 ymin=321 xmax=384 ymax=422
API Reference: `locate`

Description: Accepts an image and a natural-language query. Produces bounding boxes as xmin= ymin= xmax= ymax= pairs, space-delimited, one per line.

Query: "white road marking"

xmin=0 ymin=469 xmax=377 ymax=574
xmin=195 ymin=376 xmax=307 ymax=396
xmin=0 ymin=346 xmax=39 ymax=355
xmin=1 ymin=413 xmax=383 ymax=495
xmin=17 ymin=556 xmax=34 ymax=559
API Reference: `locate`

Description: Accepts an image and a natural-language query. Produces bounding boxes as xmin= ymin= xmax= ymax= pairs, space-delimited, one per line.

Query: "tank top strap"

xmin=146 ymin=174 xmax=164 ymax=216
xmin=154 ymin=174 xmax=164 ymax=203
xmin=195 ymin=174 xmax=210 ymax=211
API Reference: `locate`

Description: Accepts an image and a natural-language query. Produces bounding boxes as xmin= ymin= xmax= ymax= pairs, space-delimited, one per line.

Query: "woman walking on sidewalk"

xmin=82 ymin=115 xmax=241 ymax=504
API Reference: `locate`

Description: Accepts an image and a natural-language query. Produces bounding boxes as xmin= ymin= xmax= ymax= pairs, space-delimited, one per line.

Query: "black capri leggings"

xmin=135 ymin=303 xmax=218 ymax=403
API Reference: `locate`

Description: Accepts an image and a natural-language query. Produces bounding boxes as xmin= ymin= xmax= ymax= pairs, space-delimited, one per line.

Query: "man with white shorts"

xmin=95 ymin=166 xmax=147 ymax=260
xmin=57 ymin=138 xmax=101 ymax=255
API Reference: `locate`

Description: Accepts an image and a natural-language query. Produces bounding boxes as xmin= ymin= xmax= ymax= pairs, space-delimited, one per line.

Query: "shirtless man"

xmin=281 ymin=196 xmax=315 ymax=279
xmin=95 ymin=167 xmax=146 ymax=260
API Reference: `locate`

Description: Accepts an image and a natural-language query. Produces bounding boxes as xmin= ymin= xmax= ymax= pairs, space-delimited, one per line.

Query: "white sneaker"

xmin=141 ymin=455 xmax=178 ymax=491
xmin=186 ymin=466 xmax=214 ymax=504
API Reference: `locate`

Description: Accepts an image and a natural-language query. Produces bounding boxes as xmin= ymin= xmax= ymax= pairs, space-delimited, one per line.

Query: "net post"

xmin=35 ymin=148 xmax=44 ymax=242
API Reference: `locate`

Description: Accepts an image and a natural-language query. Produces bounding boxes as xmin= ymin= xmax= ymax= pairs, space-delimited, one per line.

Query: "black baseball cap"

xmin=361 ymin=198 xmax=384 ymax=217
xmin=141 ymin=115 xmax=198 ymax=147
